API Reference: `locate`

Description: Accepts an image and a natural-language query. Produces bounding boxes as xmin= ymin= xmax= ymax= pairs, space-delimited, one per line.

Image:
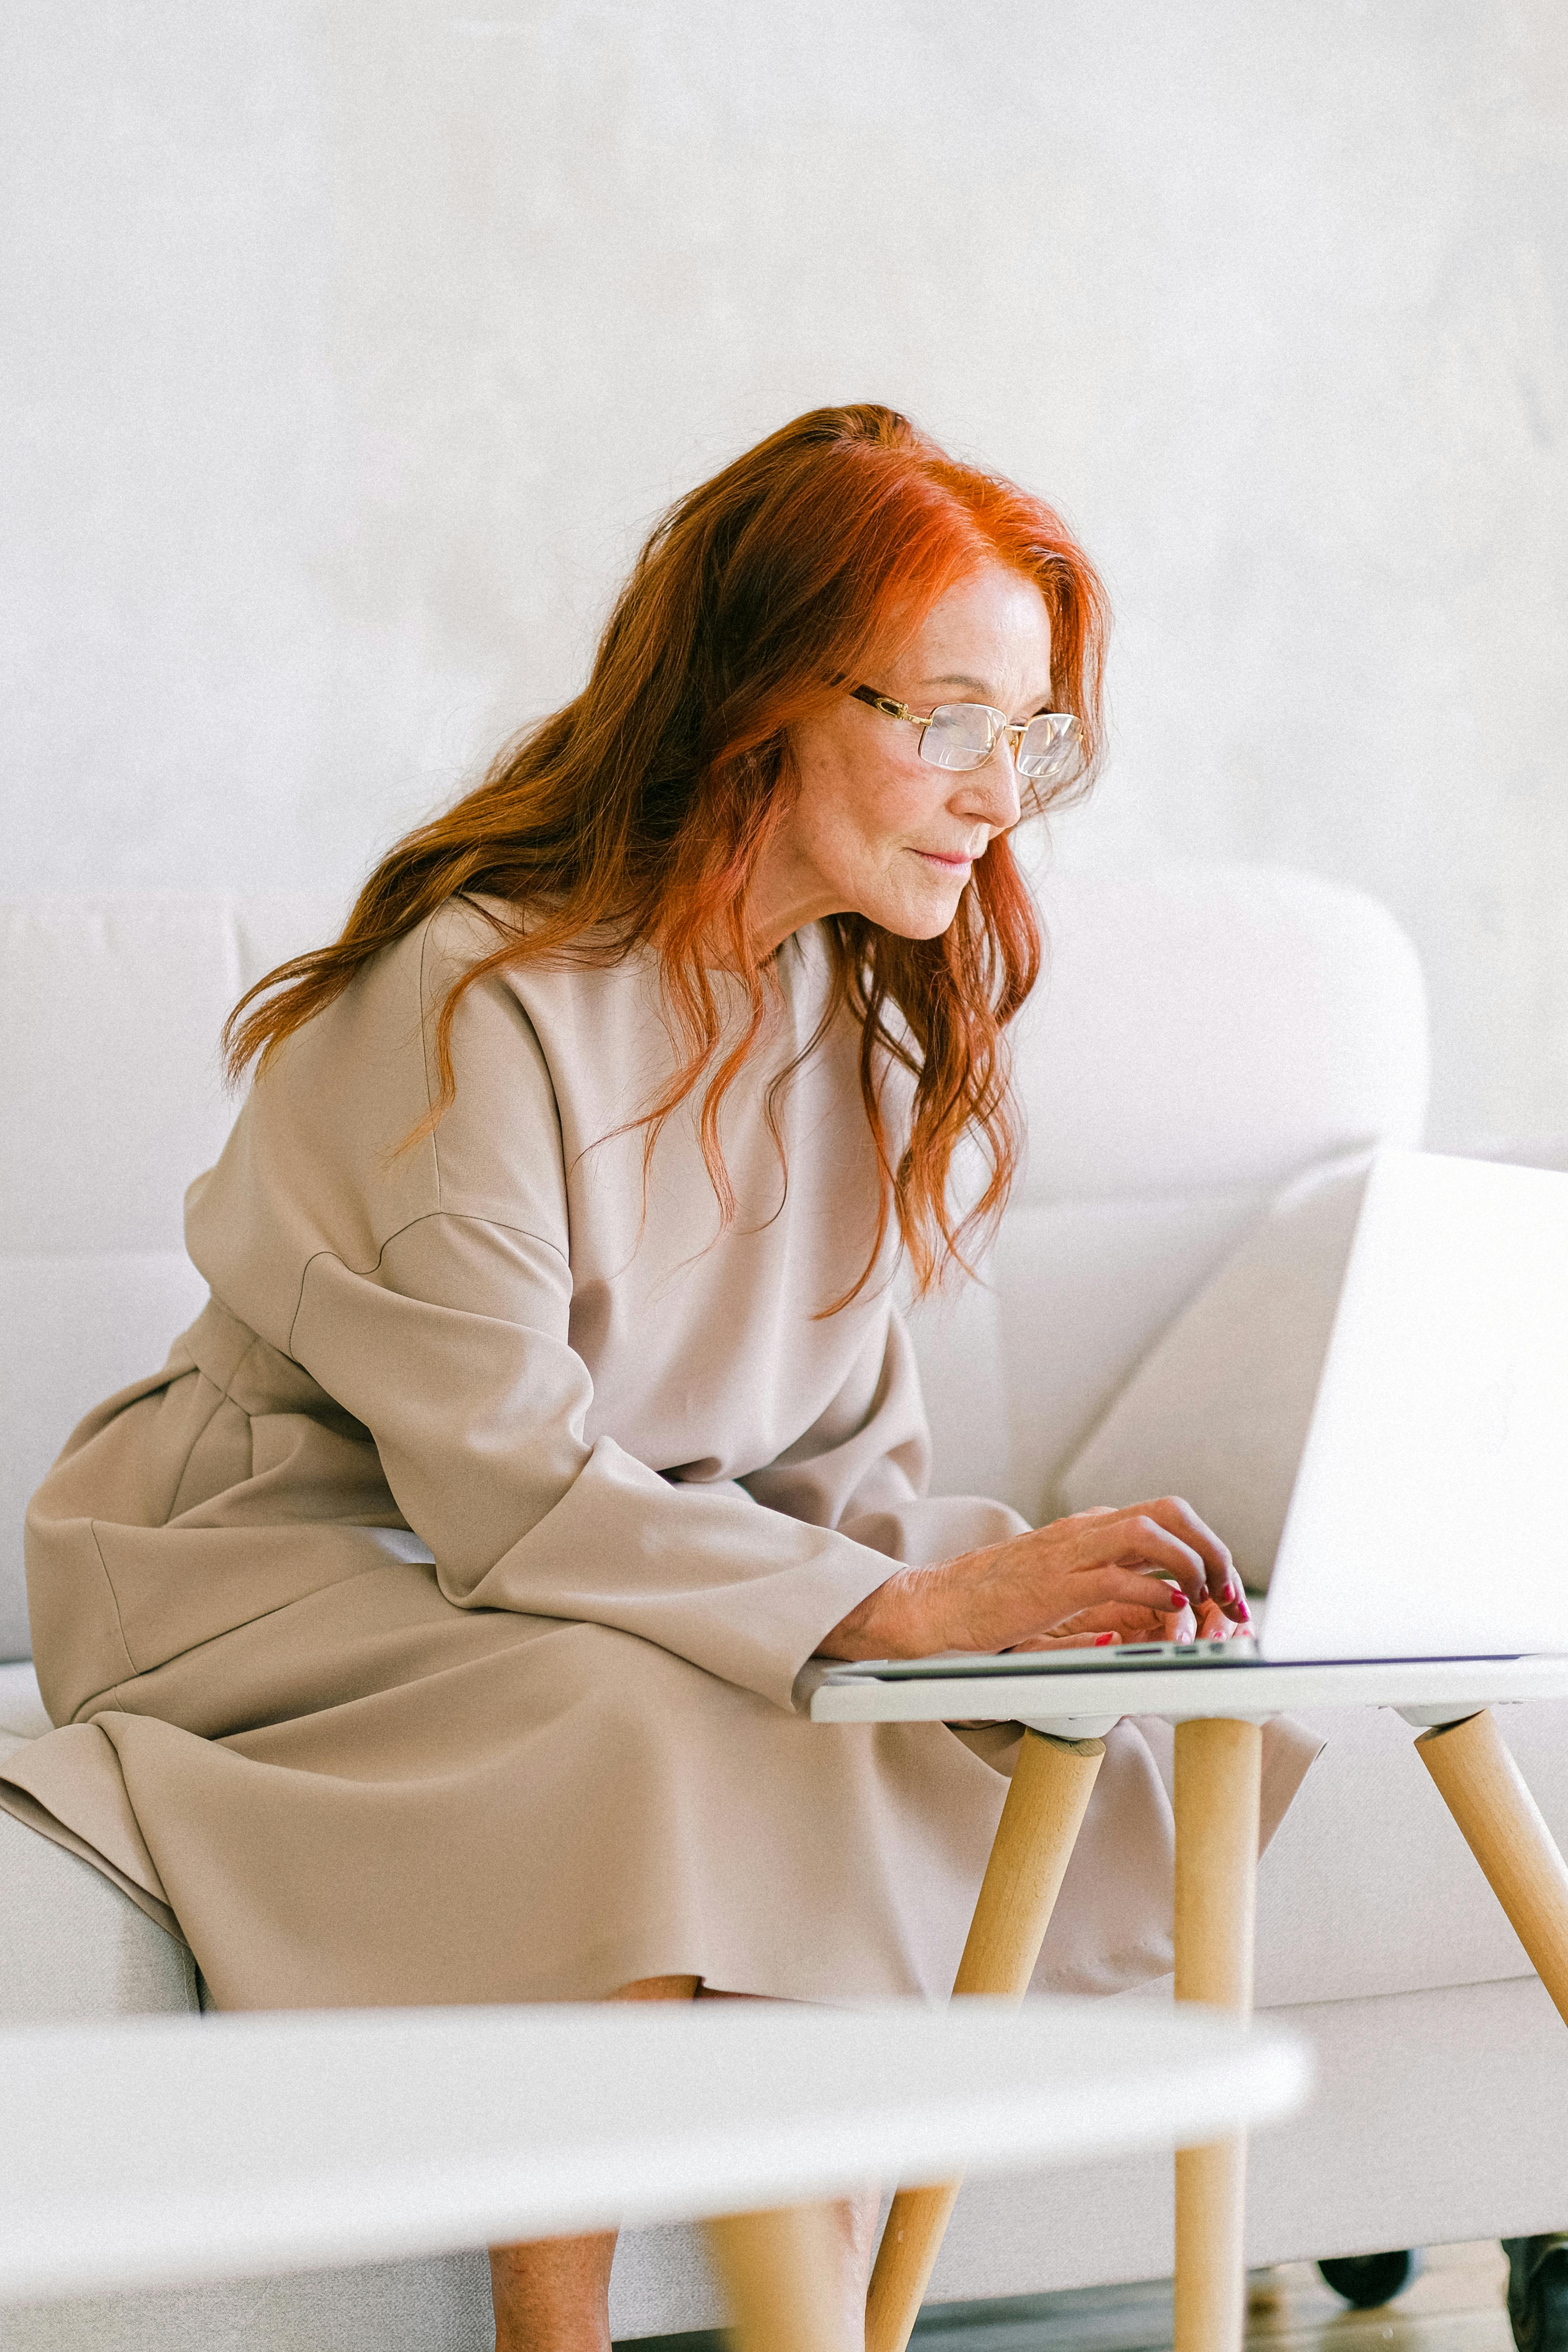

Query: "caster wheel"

xmin=1505 ymin=2236 xmax=1568 ymax=2351
xmin=1316 ymin=2249 xmax=1422 ymax=2308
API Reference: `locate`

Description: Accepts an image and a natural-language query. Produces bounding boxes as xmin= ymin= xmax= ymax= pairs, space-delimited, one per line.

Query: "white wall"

xmin=4 ymin=0 xmax=1566 ymax=1147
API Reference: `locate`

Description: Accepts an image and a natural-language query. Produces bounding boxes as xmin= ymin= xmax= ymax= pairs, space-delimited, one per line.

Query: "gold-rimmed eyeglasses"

xmin=851 ymin=684 xmax=1080 ymax=786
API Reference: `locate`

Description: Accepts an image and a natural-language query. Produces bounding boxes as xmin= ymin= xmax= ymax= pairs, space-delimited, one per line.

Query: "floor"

xmin=620 ymin=2239 xmax=1516 ymax=2352
xmin=907 ymin=2244 xmax=1516 ymax=2350
xmin=1245 ymin=2243 xmax=1513 ymax=2351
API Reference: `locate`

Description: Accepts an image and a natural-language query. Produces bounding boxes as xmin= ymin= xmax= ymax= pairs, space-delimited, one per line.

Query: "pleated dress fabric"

xmin=5 ymin=898 xmax=1318 ymax=2012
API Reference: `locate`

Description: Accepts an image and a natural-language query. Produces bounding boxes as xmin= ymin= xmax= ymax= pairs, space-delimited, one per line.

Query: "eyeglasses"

xmin=851 ymin=684 xmax=1080 ymax=786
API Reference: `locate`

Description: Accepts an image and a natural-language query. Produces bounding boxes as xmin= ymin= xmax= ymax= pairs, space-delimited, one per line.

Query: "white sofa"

xmin=2 ymin=868 xmax=1565 ymax=2351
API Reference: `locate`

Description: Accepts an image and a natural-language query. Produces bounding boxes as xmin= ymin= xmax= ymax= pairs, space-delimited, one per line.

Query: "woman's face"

xmin=752 ymin=562 xmax=1055 ymax=955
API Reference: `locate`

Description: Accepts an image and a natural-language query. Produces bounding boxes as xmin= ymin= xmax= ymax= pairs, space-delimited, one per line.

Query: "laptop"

xmin=823 ymin=1148 xmax=1568 ymax=1682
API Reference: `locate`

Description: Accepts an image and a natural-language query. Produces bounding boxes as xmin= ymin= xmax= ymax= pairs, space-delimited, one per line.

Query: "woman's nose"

xmin=959 ymin=740 xmax=1022 ymax=832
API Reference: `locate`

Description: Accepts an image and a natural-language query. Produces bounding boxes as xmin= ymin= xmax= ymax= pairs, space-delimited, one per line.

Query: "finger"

xmin=1189 ymin=1561 xmax=1250 ymax=1621
xmin=1068 ymin=1594 xmax=1199 ymax=1645
xmin=1063 ymin=1517 xmax=1212 ymax=1605
xmin=1058 ymin=1565 xmax=1211 ymax=1624
xmin=1080 ymin=1497 xmax=1235 ymax=1604
xmin=1132 ymin=1496 xmax=1235 ymax=1595
xmin=1131 ymin=1546 xmax=1252 ymax=1620
xmin=1043 ymin=1600 xmax=1181 ymax=1638
xmin=1160 ymin=1600 xmax=1197 ymax=1645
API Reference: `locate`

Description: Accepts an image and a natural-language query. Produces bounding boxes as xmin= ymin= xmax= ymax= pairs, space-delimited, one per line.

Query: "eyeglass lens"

xmin=919 ymin=704 xmax=1078 ymax=782
xmin=919 ymin=703 xmax=997 ymax=771
xmin=1017 ymin=714 xmax=1077 ymax=780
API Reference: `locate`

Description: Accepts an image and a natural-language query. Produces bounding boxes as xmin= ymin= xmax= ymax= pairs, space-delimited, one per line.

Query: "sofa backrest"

xmin=0 ymin=866 xmax=1428 ymax=1661
xmin=0 ymin=893 xmax=344 ymax=1657
xmin=903 ymin=861 xmax=1429 ymax=1521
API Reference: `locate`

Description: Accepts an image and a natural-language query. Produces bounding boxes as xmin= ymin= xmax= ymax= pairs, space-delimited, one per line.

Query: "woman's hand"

xmin=818 ymin=1497 xmax=1252 ymax=1662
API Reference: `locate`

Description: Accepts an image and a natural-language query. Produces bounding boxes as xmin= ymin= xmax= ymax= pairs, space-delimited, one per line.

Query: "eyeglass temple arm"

xmin=851 ymin=686 xmax=926 ymax=723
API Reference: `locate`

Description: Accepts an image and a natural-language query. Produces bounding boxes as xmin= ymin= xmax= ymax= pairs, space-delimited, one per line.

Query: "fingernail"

xmin=1095 ymin=1632 xmax=1116 ymax=1647
xmin=1165 ymin=1585 xmax=1186 ymax=1606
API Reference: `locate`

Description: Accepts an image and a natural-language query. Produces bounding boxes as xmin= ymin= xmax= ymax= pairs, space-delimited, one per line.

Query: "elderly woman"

xmin=8 ymin=405 xmax=1311 ymax=2350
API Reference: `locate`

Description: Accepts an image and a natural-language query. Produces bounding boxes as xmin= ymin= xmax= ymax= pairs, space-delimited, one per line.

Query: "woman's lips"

xmin=913 ymin=848 xmax=974 ymax=871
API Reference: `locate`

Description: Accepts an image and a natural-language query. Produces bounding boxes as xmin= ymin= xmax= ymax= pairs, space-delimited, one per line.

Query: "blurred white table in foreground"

xmin=0 ymin=1997 xmax=1305 ymax=2351
xmin=805 ymin=1654 xmax=1568 ymax=2352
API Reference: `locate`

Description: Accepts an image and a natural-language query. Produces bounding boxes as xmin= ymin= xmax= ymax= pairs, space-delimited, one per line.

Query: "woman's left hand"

xmin=1002 ymin=1509 xmax=1250 ymax=1650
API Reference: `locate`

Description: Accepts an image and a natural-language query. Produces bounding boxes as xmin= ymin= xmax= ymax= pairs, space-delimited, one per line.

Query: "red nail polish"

xmin=1095 ymin=1632 xmax=1115 ymax=1647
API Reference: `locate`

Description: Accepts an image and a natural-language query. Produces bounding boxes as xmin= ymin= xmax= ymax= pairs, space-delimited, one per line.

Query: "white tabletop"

xmin=803 ymin=1652 xmax=1568 ymax=1731
xmin=0 ymin=1999 xmax=1308 ymax=2304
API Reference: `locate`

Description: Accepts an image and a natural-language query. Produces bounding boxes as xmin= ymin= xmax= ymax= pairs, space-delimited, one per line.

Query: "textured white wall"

xmin=4 ymin=0 xmax=1566 ymax=1146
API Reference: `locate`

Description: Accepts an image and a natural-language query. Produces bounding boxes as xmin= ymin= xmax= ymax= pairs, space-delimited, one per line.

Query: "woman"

xmin=7 ymin=405 xmax=1312 ymax=2349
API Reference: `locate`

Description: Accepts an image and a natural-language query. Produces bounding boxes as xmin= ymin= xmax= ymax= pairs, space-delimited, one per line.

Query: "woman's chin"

xmin=861 ymin=883 xmax=970 ymax=940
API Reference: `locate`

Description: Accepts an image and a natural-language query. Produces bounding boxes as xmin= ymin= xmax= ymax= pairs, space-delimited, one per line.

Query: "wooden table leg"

xmin=1415 ymin=1708 xmax=1568 ymax=2025
xmin=707 ymin=2203 xmax=856 ymax=2352
xmin=863 ymin=1729 xmax=1106 ymax=2352
xmin=1174 ymin=1716 xmax=1262 ymax=2352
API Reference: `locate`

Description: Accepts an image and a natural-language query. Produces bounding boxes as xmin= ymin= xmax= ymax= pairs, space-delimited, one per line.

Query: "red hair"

xmin=225 ymin=404 xmax=1109 ymax=1303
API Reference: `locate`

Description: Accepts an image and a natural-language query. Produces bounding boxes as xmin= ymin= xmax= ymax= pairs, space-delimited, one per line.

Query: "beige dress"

xmin=5 ymin=898 xmax=1317 ymax=2011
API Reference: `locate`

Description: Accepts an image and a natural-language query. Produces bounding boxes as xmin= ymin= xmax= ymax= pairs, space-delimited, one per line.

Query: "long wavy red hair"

xmin=225 ymin=404 xmax=1109 ymax=1303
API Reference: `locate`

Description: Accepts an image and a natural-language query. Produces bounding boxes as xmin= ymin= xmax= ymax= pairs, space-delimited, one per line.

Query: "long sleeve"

xmin=742 ymin=1305 xmax=1028 ymax=1568
xmin=288 ymin=1208 xmax=916 ymax=1707
xmin=185 ymin=903 xmax=1006 ymax=1710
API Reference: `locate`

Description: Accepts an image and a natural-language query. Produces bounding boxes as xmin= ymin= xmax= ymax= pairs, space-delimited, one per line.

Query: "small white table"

xmin=805 ymin=1653 xmax=1568 ymax=2352
xmin=0 ymin=1998 xmax=1307 ymax=2352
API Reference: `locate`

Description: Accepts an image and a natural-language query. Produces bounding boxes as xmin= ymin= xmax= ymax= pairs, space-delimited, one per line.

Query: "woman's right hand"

xmin=818 ymin=1497 xmax=1250 ymax=1662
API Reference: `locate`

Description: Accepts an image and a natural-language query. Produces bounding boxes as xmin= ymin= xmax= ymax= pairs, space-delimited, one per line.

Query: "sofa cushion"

xmin=910 ymin=1183 xmax=1276 ymax=1526
xmin=906 ymin=862 xmax=1429 ymax=1527
xmin=1051 ymin=1150 xmax=1370 ymax=1584
xmin=1011 ymin=861 xmax=1428 ymax=1203
xmin=0 ymin=895 xmax=341 ymax=1257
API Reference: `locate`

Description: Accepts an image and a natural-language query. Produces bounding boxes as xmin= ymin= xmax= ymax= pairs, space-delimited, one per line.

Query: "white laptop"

xmin=824 ymin=1149 xmax=1568 ymax=1681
